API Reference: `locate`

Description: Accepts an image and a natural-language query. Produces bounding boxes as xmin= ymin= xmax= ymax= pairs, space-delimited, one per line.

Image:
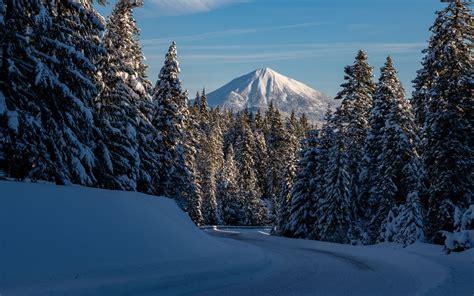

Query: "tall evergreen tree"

xmin=334 ymin=50 xmax=376 ymax=210
xmin=96 ymin=0 xmax=154 ymax=191
xmin=1 ymin=0 xmax=53 ymax=180
xmin=201 ymin=130 xmax=224 ymax=224
xmin=298 ymin=113 xmax=311 ymax=138
xmin=217 ymin=145 xmax=243 ymax=225
xmin=288 ymin=130 xmax=321 ymax=238
xmin=358 ymin=58 xmax=394 ymax=221
xmin=317 ymin=116 xmax=354 ymax=243
xmin=199 ymin=88 xmax=209 ymax=121
xmin=194 ymin=89 xmax=224 ymax=225
xmin=265 ymin=102 xmax=289 ymax=222
xmin=275 ymin=111 xmax=300 ymax=235
xmin=153 ymin=41 xmax=197 ymax=212
xmin=253 ymin=128 xmax=270 ymax=210
xmin=417 ymin=0 xmax=473 ymax=243
xmin=186 ymin=95 xmax=204 ymax=225
xmin=366 ymin=57 xmax=424 ymax=244
xmin=235 ymin=113 xmax=267 ymax=225
xmin=43 ymin=0 xmax=107 ymax=186
xmin=1 ymin=0 xmax=106 ymax=185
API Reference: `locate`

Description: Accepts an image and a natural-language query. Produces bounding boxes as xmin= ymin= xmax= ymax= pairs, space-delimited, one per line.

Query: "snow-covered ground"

xmin=0 ymin=181 xmax=472 ymax=296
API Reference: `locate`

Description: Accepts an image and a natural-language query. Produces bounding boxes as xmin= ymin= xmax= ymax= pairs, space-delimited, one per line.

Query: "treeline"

xmin=279 ymin=0 xmax=473 ymax=249
xmin=0 ymin=0 xmax=308 ymax=227
xmin=189 ymin=97 xmax=310 ymax=225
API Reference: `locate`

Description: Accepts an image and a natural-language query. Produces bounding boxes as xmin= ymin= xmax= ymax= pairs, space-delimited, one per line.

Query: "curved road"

xmin=190 ymin=230 xmax=462 ymax=296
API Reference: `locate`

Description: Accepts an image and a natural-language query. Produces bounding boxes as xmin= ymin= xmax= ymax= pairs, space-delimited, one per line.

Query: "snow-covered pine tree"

xmin=153 ymin=41 xmax=197 ymax=213
xmin=288 ymin=130 xmax=321 ymax=238
xmin=418 ymin=0 xmax=473 ymax=243
xmin=253 ymin=128 xmax=270 ymax=213
xmin=192 ymin=91 xmax=201 ymax=115
xmin=0 ymin=0 xmax=55 ymax=181
xmin=317 ymin=114 xmax=354 ymax=243
xmin=308 ymin=109 xmax=336 ymax=239
xmin=115 ymin=0 xmax=156 ymax=194
xmin=250 ymin=108 xmax=271 ymax=215
xmin=275 ymin=111 xmax=300 ymax=235
xmin=317 ymin=106 xmax=335 ymax=185
xmin=253 ymin=109 xmax=267 ymax=132
xmin=235 ymin=112 xmax=267 ymax=225
xmin=216 ymin=145 xmax=243 ymax=225
xmin=298 ymin=113 xmax=311 ymax=138
xmin=334 ymin=50 xmax=376 ymax=212
xmin=2 ymin=0 xmax=106 ymax=185
xmin=199 ymin=88 xmax=210 ymax=121
xmin=265 ymin=102 xmax=290 ymax=222
xmin=185 ymin=94 xmax=204 ymax=225
xmin=222 ymin=111 xmax=239 ymax=163
xmin=369 ymin=57 xmax=424 ymax=245
xmin=358 ymin=58 xmax=394 ymax=225
xmin=41 ymin=0 xmax=107 ymax=186
xmin=96 ymin=0 xmax=153 ymax=191
xmin=198 ymin=90 xmax=224 ymax=225
xmin=0 ymin=90 xmax=5 ymax=179
xmin=184 ymin=100 xmax=206 ymax=208
xmin=392 ymin=192 xmax=425 ymax=245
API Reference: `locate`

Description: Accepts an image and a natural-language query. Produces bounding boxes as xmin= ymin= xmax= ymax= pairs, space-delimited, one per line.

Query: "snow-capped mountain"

xmin=207 ymin=68 xmax=333 ymax=123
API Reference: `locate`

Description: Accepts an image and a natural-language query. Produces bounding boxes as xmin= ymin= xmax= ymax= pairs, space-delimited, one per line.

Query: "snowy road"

xmin=193 ymin=229 xmax=448 ymax=296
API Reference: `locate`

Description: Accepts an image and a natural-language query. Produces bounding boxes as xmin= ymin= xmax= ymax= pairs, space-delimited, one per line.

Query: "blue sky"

xmin=96 ymin=0 xmax=444 ymax=98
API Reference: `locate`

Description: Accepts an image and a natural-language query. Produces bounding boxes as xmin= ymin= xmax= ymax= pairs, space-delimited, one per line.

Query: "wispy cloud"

xmin=145 ymin=42 xmax=426 ymax=64
xmin=179 ymin=42 xmax=425 ymax=52
xmin=142 ymin=22 xmax=325 ymax=45
xmin=145 ymin=0 xmax=248 ymax=16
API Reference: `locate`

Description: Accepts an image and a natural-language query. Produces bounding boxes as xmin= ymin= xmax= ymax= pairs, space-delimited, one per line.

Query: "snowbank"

xmin=1 ymin=181 xmax=471 ymax=296
xmin=0 ymin=181 xmax=263 ymax=295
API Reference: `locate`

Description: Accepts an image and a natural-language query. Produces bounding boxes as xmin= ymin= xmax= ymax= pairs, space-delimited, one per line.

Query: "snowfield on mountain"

xmin=0 ymin=181 xmax=472 ymax=296
xmin=207 ymin=68 xmax=333 ymax=123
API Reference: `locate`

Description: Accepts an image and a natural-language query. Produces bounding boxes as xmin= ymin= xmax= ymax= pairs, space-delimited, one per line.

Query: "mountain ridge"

xmin=207 ymin=68 xmax=332 ymax=123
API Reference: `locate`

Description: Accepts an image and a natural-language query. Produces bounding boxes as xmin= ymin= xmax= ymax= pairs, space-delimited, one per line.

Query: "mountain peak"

xmin=207 ymin=68 xmax=332 ymax=123
xmin=255 ymin=67 xmax=275 ymax=73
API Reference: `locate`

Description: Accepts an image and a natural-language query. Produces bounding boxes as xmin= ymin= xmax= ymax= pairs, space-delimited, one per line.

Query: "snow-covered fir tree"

xmin=185 ymin=94 xmax=204 ymax=225
xmin=1 ymin=0 xmax=106 ymax=185
xmin=192 ymin=91 xmax=201 ymax=114
xmin=298 ymin=113 xmax=311 ymax=138
xmin=416 ymin=0 xmax=473 ymax=243
xmin=367 ymin=57 xmax=424 ymax=245
xmin=317 ymin=115 xmax=354 ymax=243
xmin=265 ymin=102 xmax=290 ymax=222
xmin=197 ymin=90 xmax=224 ymax=225
xmin=235 ymin=112 xmax=267 ymax=225
xmin=391 ymin=192 xmax=425 ymax=246
xmin=287 ymin=130 xmax=321 ymax=238
xmin=253 ymin=128 xmax=271 ymax=214
xmin=358 ymin=60 xmax=394 ymax=224
xmin=275 ymin=111 xmax=300 ymax=235
xmin=217 ymin=145 xmax=243 ymax=225
xmin=249 ymin=109 xmax=271 ymax=211
xmin=41 ymin=0 xmax=107 ymax=186
xmin=152 ymin=41 xmax=197 ymax=213
xmin=96 ymin=0 xmax=157 ymax=192
xmin=334 ymin=50 xmax=376 ymax=213
xmin=1 ymin=0 xmax=53 ymax=180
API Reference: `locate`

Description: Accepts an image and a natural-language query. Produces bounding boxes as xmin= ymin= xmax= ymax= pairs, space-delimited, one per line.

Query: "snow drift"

xmin=0 ymin=181 xmax=263 ymax=295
